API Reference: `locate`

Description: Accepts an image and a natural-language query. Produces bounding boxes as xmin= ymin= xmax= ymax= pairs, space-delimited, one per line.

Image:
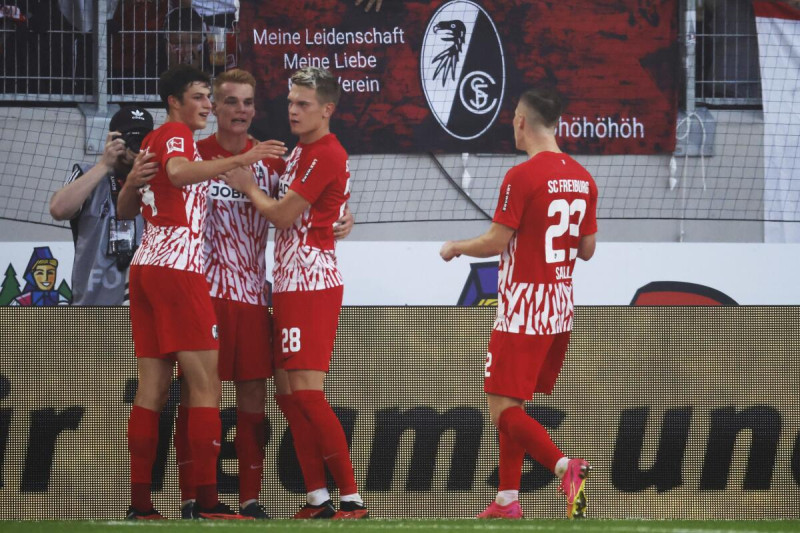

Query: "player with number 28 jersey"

xmin=273 ymin=133 xmax=350 ymax=294
xmin=220 ymin=67 xmax=367 ymax=519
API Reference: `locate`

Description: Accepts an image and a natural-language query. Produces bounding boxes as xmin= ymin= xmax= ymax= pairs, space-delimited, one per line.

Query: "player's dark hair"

xmin=158 ymin=64 xmax=211 ymax=110
xmin=519 ymin=86 xmax=563 ymax=128
xmin=291 ymin=67 xmax=341 ymax=106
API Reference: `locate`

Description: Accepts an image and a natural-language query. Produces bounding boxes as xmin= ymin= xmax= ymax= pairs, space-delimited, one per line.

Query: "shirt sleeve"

xmin=160 ymin=123 xmax=197 ymax=165
xmin=580 ymin=179 xmax=599 ymax=236
xmin=289 ymin=147 xmax=339 ymax=205
xmin=66 ymin=163 xmax=84 ymax=186
xmin=492 ymin=167 xmax=524 ymax=230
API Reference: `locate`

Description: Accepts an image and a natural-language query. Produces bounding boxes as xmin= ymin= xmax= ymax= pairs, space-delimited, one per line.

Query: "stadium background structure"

xmin=0 ymin=0 xmax=793 ymax=244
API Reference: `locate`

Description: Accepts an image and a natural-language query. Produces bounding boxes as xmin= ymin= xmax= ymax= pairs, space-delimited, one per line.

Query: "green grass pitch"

xmin=1 ymin=521 xmax=799 ymax=533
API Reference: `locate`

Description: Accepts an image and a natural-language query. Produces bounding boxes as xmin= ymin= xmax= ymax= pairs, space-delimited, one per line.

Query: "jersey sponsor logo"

xmin=300 ymin=158 xmax=318 ymax=183
xmin=208 ymin=183 xmax=252 ymax=202
xmin=501 ymin=183 xmax=511 ymax=211
xmin=421 ymin=0 xmax=505 ymax=141
xmin=212 ymin=324 xmax=218 ymax=339
xmin=166 ymin=136 xmax=185 ymax=154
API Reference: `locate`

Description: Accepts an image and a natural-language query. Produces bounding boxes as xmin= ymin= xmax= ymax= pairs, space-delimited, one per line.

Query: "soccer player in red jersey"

xmin=175 ymin=68 xmax=353 ymax=519
xmin=441 ymin=87 xmax=598 ymax=520
xmin=223 ymin=67 xmax=367 ymax=520
xmin=117 ymin=64 xmax=283 ymax=520
xmin=169 ymin=68 xmax=286 ymax=520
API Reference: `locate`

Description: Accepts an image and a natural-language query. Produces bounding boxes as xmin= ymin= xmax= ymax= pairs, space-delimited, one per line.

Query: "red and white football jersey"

xmin=492 ymin=151 xmax=598 ymax=335
xmin=273 ymin=133 xmax=350 ymax=293
xmin=132 ymin=121 xmax=208 ymax=273
xmin=198 ymin=135 xmax=285 ymax=305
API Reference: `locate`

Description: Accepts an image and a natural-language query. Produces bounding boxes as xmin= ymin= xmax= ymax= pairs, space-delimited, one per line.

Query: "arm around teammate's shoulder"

xmin=165 ymin=140 xmax=286 ymax=187
xmin=221 ymin=166 xmax=310 ymax=229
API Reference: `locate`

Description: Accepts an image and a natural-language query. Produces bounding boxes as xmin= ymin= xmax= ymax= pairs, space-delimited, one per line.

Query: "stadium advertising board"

xmin=1 ymin=307 xmax=798 ymax=519
xmin=3 ymin=242 xmax=800 ymax=306
xmin=239 ymin=0 xmax=678 ymax=155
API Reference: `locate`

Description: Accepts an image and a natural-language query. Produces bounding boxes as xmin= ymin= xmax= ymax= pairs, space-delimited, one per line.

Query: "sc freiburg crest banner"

xmin=239 ymin=0 xmax=678 ymax=154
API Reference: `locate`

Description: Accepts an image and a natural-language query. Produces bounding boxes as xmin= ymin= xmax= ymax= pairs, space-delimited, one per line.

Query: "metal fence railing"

xmin=692 ymin=0 xmax=762 ymax=107
xmin=0 ymin=0 xmax=239 ymax=104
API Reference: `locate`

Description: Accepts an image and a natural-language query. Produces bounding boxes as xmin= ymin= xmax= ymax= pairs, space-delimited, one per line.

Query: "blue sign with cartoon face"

xmin=1 ymin=247 xmax=71 ymax=306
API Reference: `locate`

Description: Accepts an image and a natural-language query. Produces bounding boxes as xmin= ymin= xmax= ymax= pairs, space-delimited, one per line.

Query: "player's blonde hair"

xmin=212 ymin=69 xmax=256 ymax=99
xmin=291 ymin=67 xmax=341 ymax=106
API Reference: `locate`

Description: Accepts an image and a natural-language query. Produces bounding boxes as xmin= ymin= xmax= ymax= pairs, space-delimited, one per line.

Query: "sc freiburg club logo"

xmin=421 ymin=0 xmax=505 ymax=141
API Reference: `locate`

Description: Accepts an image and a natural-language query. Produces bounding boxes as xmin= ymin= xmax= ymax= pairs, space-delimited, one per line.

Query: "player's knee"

xmin=134 ymin=381 xmax=170 ymax=411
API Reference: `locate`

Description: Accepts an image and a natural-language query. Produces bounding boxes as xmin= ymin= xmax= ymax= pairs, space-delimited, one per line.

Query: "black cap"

xmin=109 ymin=106 xmax=154 ymax=153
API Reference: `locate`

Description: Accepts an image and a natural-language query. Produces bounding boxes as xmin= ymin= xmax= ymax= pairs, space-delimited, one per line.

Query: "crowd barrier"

xmin=0 ymin=306 xmax=798 ymax=519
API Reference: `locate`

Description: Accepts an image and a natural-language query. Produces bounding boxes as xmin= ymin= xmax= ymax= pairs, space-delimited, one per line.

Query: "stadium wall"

xmin=1 ymin=306 xmax=798 ymax=519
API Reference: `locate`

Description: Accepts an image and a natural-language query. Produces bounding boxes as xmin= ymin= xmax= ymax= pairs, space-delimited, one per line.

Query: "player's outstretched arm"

xmin=166 ymin=140 xmax=286 ymax=187
xmin=440 ymin=222 xmax=514 ymax=261
xmin=222 ymin=167 xmax=310 ymax=229
xmin=117 ymin=151 xmax=157 ymax=219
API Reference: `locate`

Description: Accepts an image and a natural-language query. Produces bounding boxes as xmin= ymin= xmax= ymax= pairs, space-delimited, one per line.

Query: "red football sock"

xmin=498 ymin=428 xmax=525 ymax=491
xmin=235 ymin=409 xmax=266 ymax=504
xmin=293 ymin=389 xmax=357 ymax=496
xmin=174 ymin=404 xmax=195 ymax=502
xmin=189 ymin=407 xmax=222 ymax=509
xmin=127 ymin=405 xmax=159 ymax=511
xmin=498 ymin=406 xmax=563 ymax=473
xmin=275 ymin=394 xmax=327 ymax=492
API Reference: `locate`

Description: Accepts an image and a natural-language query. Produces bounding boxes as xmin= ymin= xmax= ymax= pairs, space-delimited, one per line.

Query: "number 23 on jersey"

xmin=545 ymin=198 xmax=586 ymax=264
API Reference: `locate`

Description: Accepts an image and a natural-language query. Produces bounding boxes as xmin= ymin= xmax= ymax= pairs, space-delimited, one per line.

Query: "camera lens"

xmin=124 ymin=132 xmax=143 ymax=153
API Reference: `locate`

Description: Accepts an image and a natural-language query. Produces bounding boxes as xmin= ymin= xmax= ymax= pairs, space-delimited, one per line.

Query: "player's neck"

xmin=524 ymin=132 xmax=561 ymax=158
xmin=215 ymin=130 xmax=248 ymax=155
xmin=299 ymin=126 xmax=330 ymax=145
xmin=165 ymin=113 xmax=198 ymax=131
